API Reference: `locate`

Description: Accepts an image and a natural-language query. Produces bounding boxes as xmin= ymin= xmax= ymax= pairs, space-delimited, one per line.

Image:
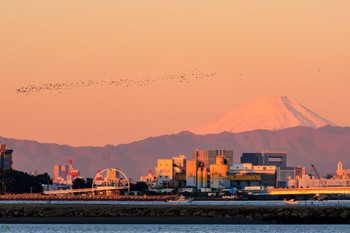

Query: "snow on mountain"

xmin=193 ymin=96 xmax=336 ymax=135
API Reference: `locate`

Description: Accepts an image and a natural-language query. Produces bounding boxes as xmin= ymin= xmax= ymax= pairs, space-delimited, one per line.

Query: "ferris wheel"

xmin=92 ymin=168 xmax=130 ymax=195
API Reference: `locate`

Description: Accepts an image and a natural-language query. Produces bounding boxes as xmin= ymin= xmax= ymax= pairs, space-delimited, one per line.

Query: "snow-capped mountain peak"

xmin=193 ymin=96 xmax=336 ymax=135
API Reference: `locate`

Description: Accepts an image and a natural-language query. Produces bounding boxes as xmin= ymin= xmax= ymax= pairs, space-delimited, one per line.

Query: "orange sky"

xmin=1 ymin=1 xmax=350 ymax=146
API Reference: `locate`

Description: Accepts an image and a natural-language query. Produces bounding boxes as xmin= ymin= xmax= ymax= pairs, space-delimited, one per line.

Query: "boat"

xmin=167 ymin=195 xmax=192 ymax=203
xmin=283 ymin=198 xmax=299 ymax=205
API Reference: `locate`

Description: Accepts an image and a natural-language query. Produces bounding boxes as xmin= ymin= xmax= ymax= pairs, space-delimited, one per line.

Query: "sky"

xmin=1 ymin=1 xmax=350 ymax=147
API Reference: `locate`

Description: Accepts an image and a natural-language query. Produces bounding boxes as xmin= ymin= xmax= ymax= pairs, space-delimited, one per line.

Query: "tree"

xmin=72 ymin=178 xmax=87 ymax=189
xmin=0 ymin=169 xmax=53 ymax=194
xmin=130 ymin=182 xmax=148 ymax=192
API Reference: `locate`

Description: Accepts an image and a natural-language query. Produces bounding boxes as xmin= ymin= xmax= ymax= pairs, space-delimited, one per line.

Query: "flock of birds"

xmin=16 ymin=69 xmax=216 ymax=95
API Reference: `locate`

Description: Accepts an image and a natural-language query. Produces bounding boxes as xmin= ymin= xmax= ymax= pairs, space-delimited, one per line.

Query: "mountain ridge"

xmin=2 ymin=126 xmax=350 ymax=180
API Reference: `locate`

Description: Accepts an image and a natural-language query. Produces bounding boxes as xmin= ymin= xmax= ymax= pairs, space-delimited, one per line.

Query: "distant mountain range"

xmin=2 ymin=126 xmax=350 ymax=179
xmin=193 ymin=96 xmax=336 ymax=134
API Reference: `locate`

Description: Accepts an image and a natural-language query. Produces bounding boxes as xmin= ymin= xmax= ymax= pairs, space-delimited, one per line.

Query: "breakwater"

xmin=0 ymin=204 xmax=350 ymax=224
xmin=0 ymin=194 xmax=171 ymax=201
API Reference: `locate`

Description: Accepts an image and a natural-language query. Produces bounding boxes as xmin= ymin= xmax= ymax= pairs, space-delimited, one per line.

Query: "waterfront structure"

xmin=288 ymin=162 xmax=350 ymax=188
xmin=0 ymin=144 xmax=13 ymax=170
xmin=241 ymin=153 xmax=263 ymax=165
xmin=288 ymin=174 xmax=350 ymax=188
xmin=228 ymin=163 xmax=277 ymax=188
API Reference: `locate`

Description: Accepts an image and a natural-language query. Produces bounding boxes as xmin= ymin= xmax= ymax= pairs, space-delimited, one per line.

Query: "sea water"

xmin=1 ymin=199 xmax=350 ymax=206
xmin=0 ymin=224 xmax=349 ymax=233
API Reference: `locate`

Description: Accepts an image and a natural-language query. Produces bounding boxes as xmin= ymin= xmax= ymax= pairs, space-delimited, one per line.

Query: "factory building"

xmin=241 ymin=153 xmax=263 ymax=165
xmin=155 ymin=155 xmax=187 ymax=188
xmin=263 ymin=151 xmax=287 ymax=168
xmin=189 ymin=150 xmax=233 ymax=189
xmin=228 ymin=163 xmax=277 ymax=188
xmin=155 ymin=159 xmax=173 ymax=187
xmin=209 ymin=155 xmax=230 ymax=189
xmin=241 ymin=151 xmax=287 ymax=168
xmin=193 ymin=150 xmax=234 ymax=167
xmin=173 ymin=155 xmax=186 ymax=188
xmin=0 ymin=144 xmax=13 ymax=170
xmin=185 ymin=160 xmax=197 ymax=187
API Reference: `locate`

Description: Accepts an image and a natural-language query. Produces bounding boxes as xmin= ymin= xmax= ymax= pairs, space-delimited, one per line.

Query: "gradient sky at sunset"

xmin=1 ymin=1 xmax=350 ymax=146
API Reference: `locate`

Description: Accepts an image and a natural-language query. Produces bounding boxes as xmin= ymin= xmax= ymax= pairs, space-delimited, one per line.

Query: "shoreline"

xmin=0 ymin=204 xmax=350 ymax=224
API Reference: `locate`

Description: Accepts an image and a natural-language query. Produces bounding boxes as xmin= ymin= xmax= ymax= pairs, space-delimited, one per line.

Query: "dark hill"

xmin=1 ymin=126 xmax=350 ymax=179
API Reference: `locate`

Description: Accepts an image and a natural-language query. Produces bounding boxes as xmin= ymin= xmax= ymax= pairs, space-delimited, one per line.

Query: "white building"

xmin=288 ymin=162 xmax=350 ymax=188
xmin=155 ymin=155 xmax=187 ymax=187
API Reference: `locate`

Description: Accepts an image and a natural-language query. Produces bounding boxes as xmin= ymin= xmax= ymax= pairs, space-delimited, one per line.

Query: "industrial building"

xmin=263 ymin=151 xmax=287 ymax=168
xmin=155 ymin=155 xmax=187 ymax=188
xmin=193 ymin=150 xmax=233 ymax=167
xmin=241 ymin=151 xmax=287 ymax=168
xmin=0 ymin=144 xmax=13 ymax=170
xmin=241 ymin=153 xmax=263 ymax=165
xmin=209 ymin=155 xmax=230 ymax=189
xmin=189 ymin=150 xmax=234 ymax=189
xmin=228 ymin=163 xmax=277 ymax=188
xmin=185 ymin=160 xmax=197 ymax=187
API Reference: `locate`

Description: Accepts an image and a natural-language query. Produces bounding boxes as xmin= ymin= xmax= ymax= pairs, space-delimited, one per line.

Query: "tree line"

xmin=0 ymin=169 xmax=52 ymax=194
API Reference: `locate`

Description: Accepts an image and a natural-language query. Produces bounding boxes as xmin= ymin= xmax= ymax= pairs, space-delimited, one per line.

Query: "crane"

xmin=311 ymin=164 xmax=326 ymax=187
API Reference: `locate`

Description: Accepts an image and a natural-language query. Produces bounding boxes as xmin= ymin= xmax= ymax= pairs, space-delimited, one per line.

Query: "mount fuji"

xmin=193 ymin=96 xmax=336 ymax=135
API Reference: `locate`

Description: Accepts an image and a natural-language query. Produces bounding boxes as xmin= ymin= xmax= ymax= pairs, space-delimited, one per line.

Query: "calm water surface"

xmin=0 ymin=224 xmax=349 ymax=233
xmin=1 ymin=200 xmax=350 ymax=206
